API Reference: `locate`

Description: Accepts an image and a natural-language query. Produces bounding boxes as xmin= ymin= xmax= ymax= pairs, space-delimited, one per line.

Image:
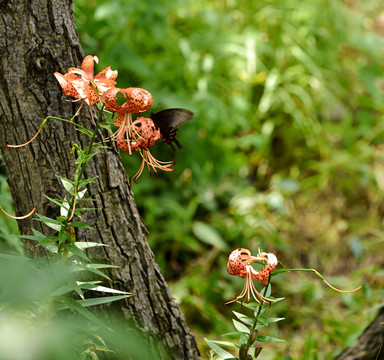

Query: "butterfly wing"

xmin=151 ymin=108 xmax=193 ymax=149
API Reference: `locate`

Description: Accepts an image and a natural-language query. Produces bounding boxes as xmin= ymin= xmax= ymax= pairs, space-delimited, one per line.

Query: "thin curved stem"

xmin=272 ymin=266 xmax=362 ymax=293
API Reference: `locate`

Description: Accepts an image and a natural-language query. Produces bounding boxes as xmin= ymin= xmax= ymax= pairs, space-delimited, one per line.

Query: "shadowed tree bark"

xmin=0 ymin=1 xmax=200 ymax=359
xmin=335 ymin=307 xmax=384 ymax=360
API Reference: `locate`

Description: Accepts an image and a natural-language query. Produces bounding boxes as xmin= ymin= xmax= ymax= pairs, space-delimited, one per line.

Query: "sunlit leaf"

xmin=232 ymin=311 xmax=253 ymax=326
xmin=205 ymin=339 xmax=236 ymax=359
xmin=257 ymin=335 xmax=285 ymax=343
xmin=232 ymin=319 xmax=250 ymax=334
xmin=75 ymin=242 xmax=107 ymax=250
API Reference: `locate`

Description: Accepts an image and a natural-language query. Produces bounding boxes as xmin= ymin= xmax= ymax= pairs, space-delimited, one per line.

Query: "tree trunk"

xmin=0 ymin=1 xmax=199 ymax=359
xmin=335 ymin=308 xmax=384 ymax=360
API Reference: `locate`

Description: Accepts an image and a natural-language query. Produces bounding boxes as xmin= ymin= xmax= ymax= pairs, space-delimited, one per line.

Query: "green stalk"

xmin=272 ymin=266 xmax=362 ymax=293
xmin=62 ymin=106 xmax=104 ymax=231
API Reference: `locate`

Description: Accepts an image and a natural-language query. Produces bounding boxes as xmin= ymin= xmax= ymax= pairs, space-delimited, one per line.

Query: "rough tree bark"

xmin=335 ymin=307 xmax=384 ymax=360
xmin=0 ymin=1 xmax=200 ymax=359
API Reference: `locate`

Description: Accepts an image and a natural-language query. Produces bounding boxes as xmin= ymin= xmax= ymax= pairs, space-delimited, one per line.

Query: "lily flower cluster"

xmin=8 ymin=55 xmax=175 ymax=182
xmin=54 ymin=55 xmax=175 ymax=181
xmin=225 ymin=248 xmax=278 ymax=305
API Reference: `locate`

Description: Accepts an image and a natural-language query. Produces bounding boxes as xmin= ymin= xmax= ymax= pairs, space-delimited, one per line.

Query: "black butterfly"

xmin=151 ymin=108 xmax=193 ymax=150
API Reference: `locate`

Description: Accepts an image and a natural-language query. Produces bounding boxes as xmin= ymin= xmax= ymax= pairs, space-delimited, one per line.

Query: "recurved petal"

xmin=95 ymin=66 xmax=118 ymax=81
xmin=114 ymin=112 xmax=125 ymax=127
xmin=116 ymin=131 xmax=129 ymax=152
xmin=81 ymin=55 xmax=98 ymax=80
xmin=121 ymin=87 xmax=153 ymax=113
xmin=101 ymin=87 xmax=126 ymax=113
xmin=54 ymin=72 xmax=79 ymax=98
xmin=132 ymin=117 xmax=161 ymax=148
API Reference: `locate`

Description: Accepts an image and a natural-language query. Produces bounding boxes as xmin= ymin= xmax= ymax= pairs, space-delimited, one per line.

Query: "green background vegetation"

xmin=2 ymin=0 xmax=384 ymax=358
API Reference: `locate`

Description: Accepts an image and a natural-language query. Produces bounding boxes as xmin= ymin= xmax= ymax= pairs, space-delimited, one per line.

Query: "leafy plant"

xmin=71 ymin=0 xmax=384 ymax=357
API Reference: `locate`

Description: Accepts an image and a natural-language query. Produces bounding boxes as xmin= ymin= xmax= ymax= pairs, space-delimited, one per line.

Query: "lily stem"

xmin=62 ymin=106 xmax=103 ymax=232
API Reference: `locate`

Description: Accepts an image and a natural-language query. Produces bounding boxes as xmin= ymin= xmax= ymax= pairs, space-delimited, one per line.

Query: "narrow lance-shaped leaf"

xmin=257 ymin=335 xmax=285 ymax=343
xmin=205 ymin=339 xmax=236 ymax=359
xmin=34 ymin=213 xmax=62 ymax=231
xmin=232 ymin=311 xmax=254 ymax=326
xmin=56 ymin=296 xmax=110 ymax=329
xmin=76 ymin=295 xmax=133 ymax=308
xmin=74 ymin=242 xmax=108 ymax=250
xmin=232 ymin=319 xmax=250 ymax=334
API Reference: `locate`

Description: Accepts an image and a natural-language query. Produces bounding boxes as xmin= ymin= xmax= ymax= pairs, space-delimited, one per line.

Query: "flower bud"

xmin=239 ymin=344 xmax=248 ymax=360
xmin=254 ymin=346 xmax=263 ymax=358
xmin=249 ymin=329 xmax=258 ymax=345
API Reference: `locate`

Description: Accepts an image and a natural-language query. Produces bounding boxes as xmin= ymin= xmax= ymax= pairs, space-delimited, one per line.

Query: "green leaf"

xmin=257 ymin=335 xmax=285 ymax=343
xmin=232 ymin=319 xmax=250 ymax=334
xmin=18 ymin=228 xmax=47 ymax=242
xmin=205 ymin=340 xmax=237 ymax=348
xmin=76 ymin=295 xmax=132 ymax=307
xmin=78 ymin=177 xmax=99 ymax=190
xmin=73 ymin=207 xmax=96 ymax=213
xmin=57 ymin=176 xmax=75 ymax=193
xmin=76 ymin=152 xmax=97 ymax=165
xmin=239 ymin=301 xmax=261 ymax=312
xmin=56 ymin=296 xmax=109 ymax=329
xmin=222 ymin=331 xmax=243 ymax=337
xmin=74 ymin=198 xmax=97 ymax=202
xmin=35 ymin=235 xmax=59 ymax=245
xmin=54 ymin=118 xmax=94 ymax=137
xmin=256 ymin=314 xmax=269 ymax=327
xmin=58 ymin=230 xmax=68 ymax=244
xmin=39 ymin=243 xmax=59 ymax=253
xmin=82 ymin=284 xmax=131 ymax=295
xmin=76 ymin=188 xmax=87 ymax=200
xmin=67 ymin=278 xmax=85 ymax=300
xmin=66 ymin=244 xmax=90 ymax=261
xmin=60 ymin=201 xmax=70 ymax=217
xmin=87 ymin=143 xmax=110 ymax=150
xmin=44 ymin=195 xmax=66 ymax=209
xmin=85 ymin=263 xmax=118 ymax=270
xmin=192 ymin=222 xmax=228 ymax=250
xmin=68 ymin=222 xmax=94 ymax=230
xmin=232 ymin=311 xmax=254 ymax=326
xmin=51 ymin=281 xmax=102 ymax=297
xmin=34 ymin=214 xmax=62 ymax=231
xmin=205 ymin=339 xmax=236 ymax=359
xmin=75 ymin=127 xmax=94 ymax=137
xmin=74 ymin=262 xmax=111 ymax=280
xmin=75 ymin=242 xmax=107 ymax=250
xmin=268 ymin=317 xmax=285 ymax=324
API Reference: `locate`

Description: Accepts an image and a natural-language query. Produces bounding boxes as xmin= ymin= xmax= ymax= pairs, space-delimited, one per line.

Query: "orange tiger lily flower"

xmin=102 ymin=87 xmax=154 ymax=155
xmin=115 ymin=117 xmax=174 ymax=182
xmin=225 ymin=248 xmax=278 ymax=305
xmin=54 ymin=55 xmax=118 ymax=105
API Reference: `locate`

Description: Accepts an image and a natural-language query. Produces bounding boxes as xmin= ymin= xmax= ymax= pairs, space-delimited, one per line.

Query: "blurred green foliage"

xmin=1 ymin=0 xmax=384 ymax=358
xmin=0 ymin=252 xmax=154 ymax=360
xmin=0 ymin=168 xmax=22 ymax=253
xmin=74 ymin=0 xmax=384 ymax=358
